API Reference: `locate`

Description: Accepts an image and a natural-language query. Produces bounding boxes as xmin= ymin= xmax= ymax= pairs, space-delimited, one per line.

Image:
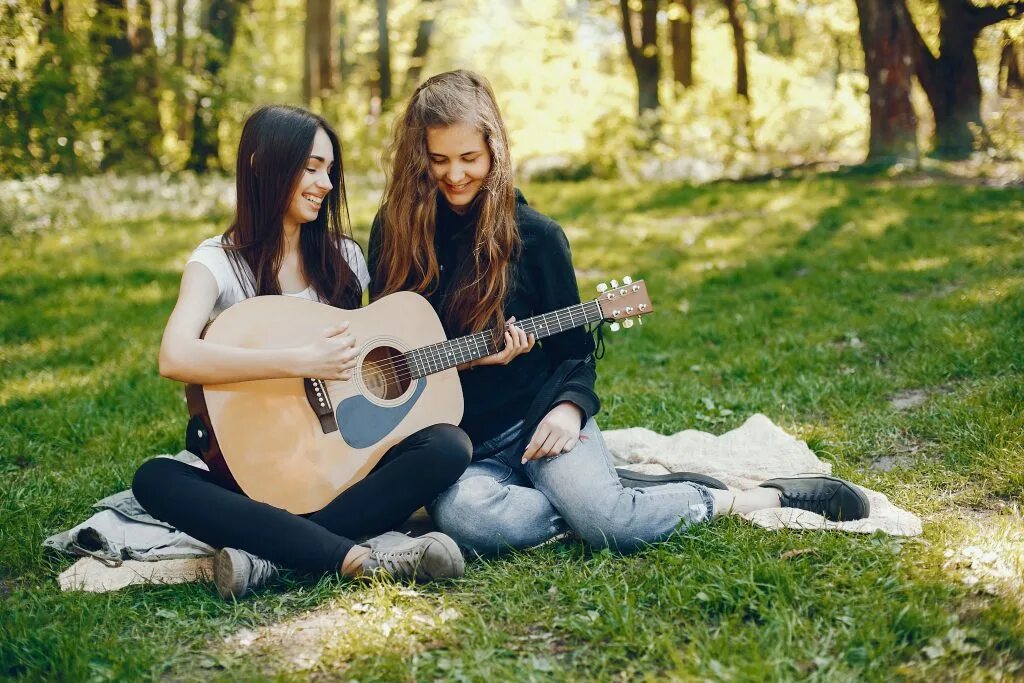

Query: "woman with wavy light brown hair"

xmin=370 ymin=70 xmax=869 ymax=557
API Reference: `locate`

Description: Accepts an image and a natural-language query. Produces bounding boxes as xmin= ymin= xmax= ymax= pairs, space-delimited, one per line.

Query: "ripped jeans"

xmin=429 ymin=418 xmax=715 ymax=556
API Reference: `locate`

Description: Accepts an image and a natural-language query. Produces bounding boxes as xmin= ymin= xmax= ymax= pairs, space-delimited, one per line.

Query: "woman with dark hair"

xmin=370 ymin=71 xmax=869 ymax=557
xmin=132 ymin=105 xmax=470 ymax=599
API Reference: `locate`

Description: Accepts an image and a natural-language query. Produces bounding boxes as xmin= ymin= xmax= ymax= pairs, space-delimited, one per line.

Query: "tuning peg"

xmin=610 ymin=279 xmax=619 ymax=288
xmin=623 ymin=276 xmax=633 ymax=285
xmin=596 ymin=282 xmax=608 ymax=293
xmin=610 ymin=322 xmax=621 ymax=332
xmin=637 ymin=316 xmax=643 ymax=325
xmin=623 ymin=318 xmax=634 ymax=329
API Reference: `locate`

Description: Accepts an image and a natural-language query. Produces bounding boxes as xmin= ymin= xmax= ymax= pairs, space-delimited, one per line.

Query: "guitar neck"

xmin=405 ymin=299 xmax=604 ymax=378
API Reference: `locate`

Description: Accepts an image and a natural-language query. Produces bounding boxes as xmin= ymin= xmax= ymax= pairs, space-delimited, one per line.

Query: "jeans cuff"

xmin=694 ymin=484 xmax=716 ymax=522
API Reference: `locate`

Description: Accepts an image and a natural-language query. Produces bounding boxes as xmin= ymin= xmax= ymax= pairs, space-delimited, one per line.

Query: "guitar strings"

xmin=350 ymin=302 xmax=603 ymax=386
xmin=332 ymin=301 xmax=607 ymax=389
xmin=362 ymin=300 xmax=609 ymax=386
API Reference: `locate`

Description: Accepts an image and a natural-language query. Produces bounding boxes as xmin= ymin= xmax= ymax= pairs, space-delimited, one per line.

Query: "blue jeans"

xmin=429 ymin=418 xmax=714 ymax=555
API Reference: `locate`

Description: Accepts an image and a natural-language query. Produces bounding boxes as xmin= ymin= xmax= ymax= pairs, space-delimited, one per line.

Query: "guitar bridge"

xmin=304 ymin=378 xmax=339 ymax=434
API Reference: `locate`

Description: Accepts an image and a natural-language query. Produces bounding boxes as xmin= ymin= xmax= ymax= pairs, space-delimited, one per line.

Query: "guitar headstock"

xmin=594 ymin=277 xmax=653 ymax=331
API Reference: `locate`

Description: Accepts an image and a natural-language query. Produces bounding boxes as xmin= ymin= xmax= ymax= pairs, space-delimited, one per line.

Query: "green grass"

xmin=2 ymin=173 xmax=1023 ymax=680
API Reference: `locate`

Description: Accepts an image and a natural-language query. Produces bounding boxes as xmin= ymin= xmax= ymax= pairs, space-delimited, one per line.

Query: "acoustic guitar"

xmin=185 ymin=278 xmax=653 ymax=513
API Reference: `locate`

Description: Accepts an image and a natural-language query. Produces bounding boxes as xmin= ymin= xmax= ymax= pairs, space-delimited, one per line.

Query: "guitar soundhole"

xmin=361 ymin=346 xmax=412 ymax=401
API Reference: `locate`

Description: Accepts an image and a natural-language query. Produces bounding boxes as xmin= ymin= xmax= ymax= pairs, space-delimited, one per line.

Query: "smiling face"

xmin=284 ymin=127 xmax=334 ymax=230
xmin=426 ymin=121 xmax=492 ymax=213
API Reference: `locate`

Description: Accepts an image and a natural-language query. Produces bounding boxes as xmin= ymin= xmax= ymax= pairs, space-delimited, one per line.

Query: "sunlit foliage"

xmin=1 ymin=0 xmax=1021 ymax=179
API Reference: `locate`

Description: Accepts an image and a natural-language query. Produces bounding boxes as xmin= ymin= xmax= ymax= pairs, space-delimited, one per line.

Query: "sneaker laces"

xmin=776 ymin=484 xmax=834 ymax=510
xmin=245 ymin=552 xmax=279 ymax=585
xmin=367 ymin=544 xmax=426 ymax=578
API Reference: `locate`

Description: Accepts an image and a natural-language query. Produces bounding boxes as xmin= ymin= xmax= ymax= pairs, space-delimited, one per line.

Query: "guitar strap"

xmin=182 ymin=321 xmax=243 ymax=493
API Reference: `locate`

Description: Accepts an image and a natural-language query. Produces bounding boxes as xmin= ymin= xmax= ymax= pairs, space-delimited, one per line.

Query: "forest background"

xmin=2 ymin=0 xmax=1024 ymax=193
xmin=4 ymin=1 xmax=1024 ymax=679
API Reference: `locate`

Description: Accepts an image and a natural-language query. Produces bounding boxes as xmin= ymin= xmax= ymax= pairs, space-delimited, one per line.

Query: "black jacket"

xmin=368 ymin=190 xmax=600 ymax=445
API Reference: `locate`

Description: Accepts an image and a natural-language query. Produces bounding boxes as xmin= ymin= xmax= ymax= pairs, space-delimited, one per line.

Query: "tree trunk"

xmin=132 ymin=0 xmax=163 ymax=164
xmin=187 ymin=0 xmax=248 ymax=172
xmin=175 ymin=0 xmax=186 ymax=68
xmin=618 ymin=0 xmax=660 ymax=114
xmin=376 ymin=0 xmax=392 ymax=105
xmin=669 ymin=0 xmax=694 ymax=88
xmin=174 ymin=0 xmax=190 ymax=140
xmin=35 ymin=0 xmax=78 ymax=173
xmin=303 ymin=0 xmax=333 ymax=105
xmin=999 ymin=36 xmax=1023 ymax=94
xmin=722 ymin=0 xmax=749 ymax=98
xmin=405 ymin=0 xmax=437 ymax=90
xmin=94 ymin=0 xmax=136 ymax=168
xmin=909 ymin=0 xmax=1024 ymax=159
xmin=853 ymin=0 xmax=920 ymax=162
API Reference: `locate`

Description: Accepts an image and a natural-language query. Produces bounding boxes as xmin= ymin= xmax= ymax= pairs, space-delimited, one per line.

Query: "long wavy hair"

xmin=223 ymin=105 xmax=361 ymax=308
xmin=374 ymin=70 xmax=519 ymax=336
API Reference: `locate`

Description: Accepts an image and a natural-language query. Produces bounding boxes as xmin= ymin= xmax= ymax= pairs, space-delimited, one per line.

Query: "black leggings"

xmin=132 ymin=424 xmax=471 ymax=572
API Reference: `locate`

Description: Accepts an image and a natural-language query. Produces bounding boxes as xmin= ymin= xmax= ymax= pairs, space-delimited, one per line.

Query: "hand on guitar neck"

xmin=455 ymin=316 xmax=535 ymax=371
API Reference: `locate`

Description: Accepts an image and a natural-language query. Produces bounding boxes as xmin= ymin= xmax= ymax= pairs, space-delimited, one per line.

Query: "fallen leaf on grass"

xmin=780 ymin=548 xmax=818 ymax=561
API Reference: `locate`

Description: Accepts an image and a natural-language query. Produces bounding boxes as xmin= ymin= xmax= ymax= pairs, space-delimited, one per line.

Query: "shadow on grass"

xmin=2 ymin=176 xmax=1022 ymax=679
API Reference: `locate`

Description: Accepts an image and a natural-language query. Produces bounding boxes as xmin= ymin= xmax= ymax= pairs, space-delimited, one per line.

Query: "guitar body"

xmin=189 ymin=293 xmax=463 ymax=514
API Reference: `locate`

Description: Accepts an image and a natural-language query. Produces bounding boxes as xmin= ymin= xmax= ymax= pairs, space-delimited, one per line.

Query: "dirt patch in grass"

xmin=889 ymin=389 xmax=929 ymax=411
xmin=899 ymin=281 xmax=963 ymax=301
xmin=887 ymin=384 xmax=957 ymax=412
xmin=941 ymin=505 xmax=1024 ymax=607
xmin=870 ymin=428 xmax=940 ymax=472
xmin=216 ymin=589 xmax=459 ymax=677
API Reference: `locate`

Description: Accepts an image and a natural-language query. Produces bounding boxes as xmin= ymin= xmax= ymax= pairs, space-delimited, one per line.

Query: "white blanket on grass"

xmin=606 ymin=414 xmax=921 ymax=537
xmin=57 ymin=414 xmax=921 ymax=592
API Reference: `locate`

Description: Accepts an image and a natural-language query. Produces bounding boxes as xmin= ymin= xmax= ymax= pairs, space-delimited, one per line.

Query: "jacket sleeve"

xmin=366 ymin=212 xmax=383 ymax=300
xmin=532 ymin=220 xmax=601 ymax=424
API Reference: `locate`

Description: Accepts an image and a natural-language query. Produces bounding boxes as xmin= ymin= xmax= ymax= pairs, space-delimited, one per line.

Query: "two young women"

xmin=135 ymin=71 xmax=869 ymax=600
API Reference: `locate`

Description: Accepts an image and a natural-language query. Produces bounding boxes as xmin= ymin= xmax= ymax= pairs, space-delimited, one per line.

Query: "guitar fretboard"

xmin=403 ymin=299 xmax=604 ymax=378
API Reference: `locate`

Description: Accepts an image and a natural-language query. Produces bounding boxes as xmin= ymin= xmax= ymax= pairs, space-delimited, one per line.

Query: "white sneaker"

xmin=213 ymin=547 xmax=279 ymax=600
xmin=362 ymin=532 xmax=465 ymax=582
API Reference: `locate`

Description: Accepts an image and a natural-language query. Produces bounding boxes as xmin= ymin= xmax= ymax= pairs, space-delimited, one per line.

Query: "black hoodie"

xmin=368 ymin=190 xmax=600 ymax=446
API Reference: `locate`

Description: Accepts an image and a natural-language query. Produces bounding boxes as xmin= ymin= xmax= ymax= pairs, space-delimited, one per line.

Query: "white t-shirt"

xmin=187 ymin=235 xmax=371 ymax=320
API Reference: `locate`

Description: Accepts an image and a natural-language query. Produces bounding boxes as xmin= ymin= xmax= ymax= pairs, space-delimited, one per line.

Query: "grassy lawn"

xmin=2 ymin=173 xmax=1023 ymax=680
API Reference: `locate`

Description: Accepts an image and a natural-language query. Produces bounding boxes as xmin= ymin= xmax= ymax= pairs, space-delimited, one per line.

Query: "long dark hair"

xmin=374 ymin=70 xmax=519 ymax=336
xmin=224 ymin=105 xmax=361 ymax=308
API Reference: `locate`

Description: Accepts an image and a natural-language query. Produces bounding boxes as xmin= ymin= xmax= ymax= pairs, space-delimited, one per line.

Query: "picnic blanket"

xmin=52 ymin=414 xmax=921 ymax=592
xmin=605 ymin=413 xmax=921 ymax=536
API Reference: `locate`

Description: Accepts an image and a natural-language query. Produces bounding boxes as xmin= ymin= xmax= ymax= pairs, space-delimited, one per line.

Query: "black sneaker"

xmin=616 ymin=468 xmax=728 ymax=491
xmin=759 ymin=474 xmax=870 ymax=521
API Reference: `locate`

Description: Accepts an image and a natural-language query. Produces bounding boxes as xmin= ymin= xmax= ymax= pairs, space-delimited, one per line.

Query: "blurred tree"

xmin=669 ymin=0 xmax=695 ymax=88
xmin=405 ymin=0 xmax=437 ymax=90
xmin=907 ymin=0 xmax=1024 ymax=158
xmin=376 ymin=0 xmax=392 ymax=106
xmin=132 ymin=0 xmax=163 ymax=163
xmin=304 ymin=0 xmax=334 ymax=105
xmin=32 ymin=1 xmax=80 ymax=173
xmin=854 ymin=0 xmax=919 ymax=161
xmin=749 ymin=0 xmax=795 ymax=57
xmin=619 ymin=0 xmax=660 ymax=113
xmin=998 ymin=32 xmax=1023 ymax=94
xmin=187 ymin=0 xmax=250 ymax=172
xmin=174 ymin=0 xmax=191 ymax=140
xmin=722 ymin=0 xmax=749 ymax=98
xmin=94 ymin=0 xmax=140 ymax=168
